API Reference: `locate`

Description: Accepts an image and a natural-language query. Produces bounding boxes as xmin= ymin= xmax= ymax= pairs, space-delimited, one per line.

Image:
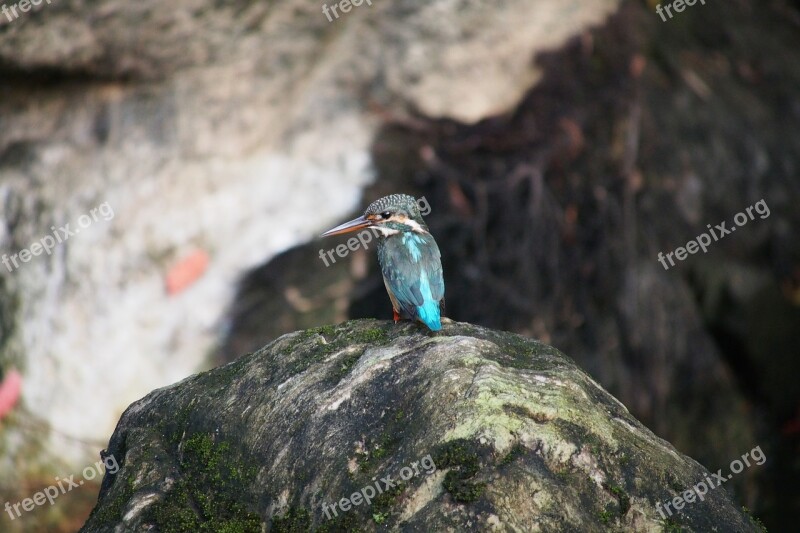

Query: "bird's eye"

xmin=380 ymin=211 xmax=391 ymax=219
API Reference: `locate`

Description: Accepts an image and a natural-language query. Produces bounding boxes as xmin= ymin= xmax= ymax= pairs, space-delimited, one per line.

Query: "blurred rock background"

xmin=0 ymin=0 xmax=797 ymax=530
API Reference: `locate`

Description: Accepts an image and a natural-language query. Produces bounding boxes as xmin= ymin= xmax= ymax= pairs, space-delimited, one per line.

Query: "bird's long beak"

xmin=321 ymin=215 xmax=372 ymax=237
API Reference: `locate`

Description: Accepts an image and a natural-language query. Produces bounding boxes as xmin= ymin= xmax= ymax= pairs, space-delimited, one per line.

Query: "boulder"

xmin=81 ymin=320 xmax=760 ymax=532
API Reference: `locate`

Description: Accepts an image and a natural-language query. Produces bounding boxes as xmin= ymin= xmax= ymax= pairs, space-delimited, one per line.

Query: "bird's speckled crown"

xmin=363 ymin=194 xmax=421 ymax=217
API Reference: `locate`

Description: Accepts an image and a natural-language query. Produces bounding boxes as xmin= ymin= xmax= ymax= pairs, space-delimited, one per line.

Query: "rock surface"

xmin=82 ymin=320 xmax=759 ymax=532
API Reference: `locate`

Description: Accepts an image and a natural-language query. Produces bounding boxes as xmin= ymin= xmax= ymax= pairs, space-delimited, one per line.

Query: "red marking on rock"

xmin=0 ymin=369 xmax=22 ymax=421
xmin=166 ymin=250 xmax=209 ymax=295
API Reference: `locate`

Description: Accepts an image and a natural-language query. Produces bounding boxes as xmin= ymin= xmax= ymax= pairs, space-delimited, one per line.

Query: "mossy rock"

xmin=81 ymin=320 xmax=758 ymax=532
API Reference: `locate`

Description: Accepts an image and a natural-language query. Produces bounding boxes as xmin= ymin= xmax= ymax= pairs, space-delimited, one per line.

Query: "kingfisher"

xmin=321 ymin=194 xmax=445 ymax=331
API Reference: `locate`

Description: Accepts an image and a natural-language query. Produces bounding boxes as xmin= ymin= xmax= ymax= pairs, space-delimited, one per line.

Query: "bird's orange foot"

xmin=393 ymin=309 xmax=400 ymax=323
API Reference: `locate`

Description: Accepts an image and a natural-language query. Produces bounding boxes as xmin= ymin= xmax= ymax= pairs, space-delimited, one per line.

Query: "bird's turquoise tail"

xmin=417 ymin=300 xmax=441 ymax=331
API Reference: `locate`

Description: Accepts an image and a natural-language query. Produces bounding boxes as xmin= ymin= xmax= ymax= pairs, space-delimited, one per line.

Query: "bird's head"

xmin=321 ymin=194 xmax=429 ymax=238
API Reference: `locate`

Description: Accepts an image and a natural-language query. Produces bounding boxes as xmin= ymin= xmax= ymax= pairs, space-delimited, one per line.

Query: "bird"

xmin=321 ymin=194 xmax=445 ymax=331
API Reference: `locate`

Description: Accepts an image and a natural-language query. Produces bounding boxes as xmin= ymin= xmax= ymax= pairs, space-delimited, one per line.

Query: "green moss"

xmin=442 ymin=472 xmax=486 ymax=503
xmin=604 ymin=482 xmax=630 ymax=516
xmin=454 ymin=327 xmax=566 ymax=372
xmin=311 ymin=325 xmax=337 ymax=337
xmin=742 ymin=507 xmax=768 ymax=532
xmin=358 ymin=431 xmax=398 ymax=468
xmin=433 ymin=439 xmax=487 ymax=503
xmin=667 ymin=476 xmax=684 ymax=493
xmin=598 ymin=507 xmax=614 ymax=525
xmin=272 ymin=507 xmax=310 ymax=532
xmin=553 ymin=419 xmax=605 ymax=456
xmin=213 ymin=356 xmax=248 ymax=378
xmin=350 ymin=327 xmax=389 ymax=344
xmin=654 ymin=469 xmax=683 ymax=495
xmin=166 ymin=403 xmax=195 ymax=447
xmin=372 ymin=445 xmax=388 ymax=460
xmin=288 ymin=322 xmax=393 ymax=381
xmin=434 ymin=439 xmax=481 ymax=475
xmin=332 ymin=351 xmax=362 ymax=381
xmin=314 ymin=509 xmax=364 ymax=532
xmin=555 ymin=467 xmax=575 ymax=482
xmin=87 ymin=471 xmax=136 ymax=526
xmin=312 ymin=483 xmax=403 ymax=531
xmin=500 ymin=443 xmax=526 ymax=466
xmin=143 ymin=433 xmax=262 ymax=532
xmin=372 ymin=483 xmax=404 ymax=515
xmin=661 ymin=518 xmax=682 ymax=532
xmin=355 ymin=407 xmax=407 ymax=473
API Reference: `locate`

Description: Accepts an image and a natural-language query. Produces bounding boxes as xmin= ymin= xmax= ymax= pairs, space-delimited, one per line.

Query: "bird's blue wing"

xmin=379 ymin=232 xmax=444 ymax=330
